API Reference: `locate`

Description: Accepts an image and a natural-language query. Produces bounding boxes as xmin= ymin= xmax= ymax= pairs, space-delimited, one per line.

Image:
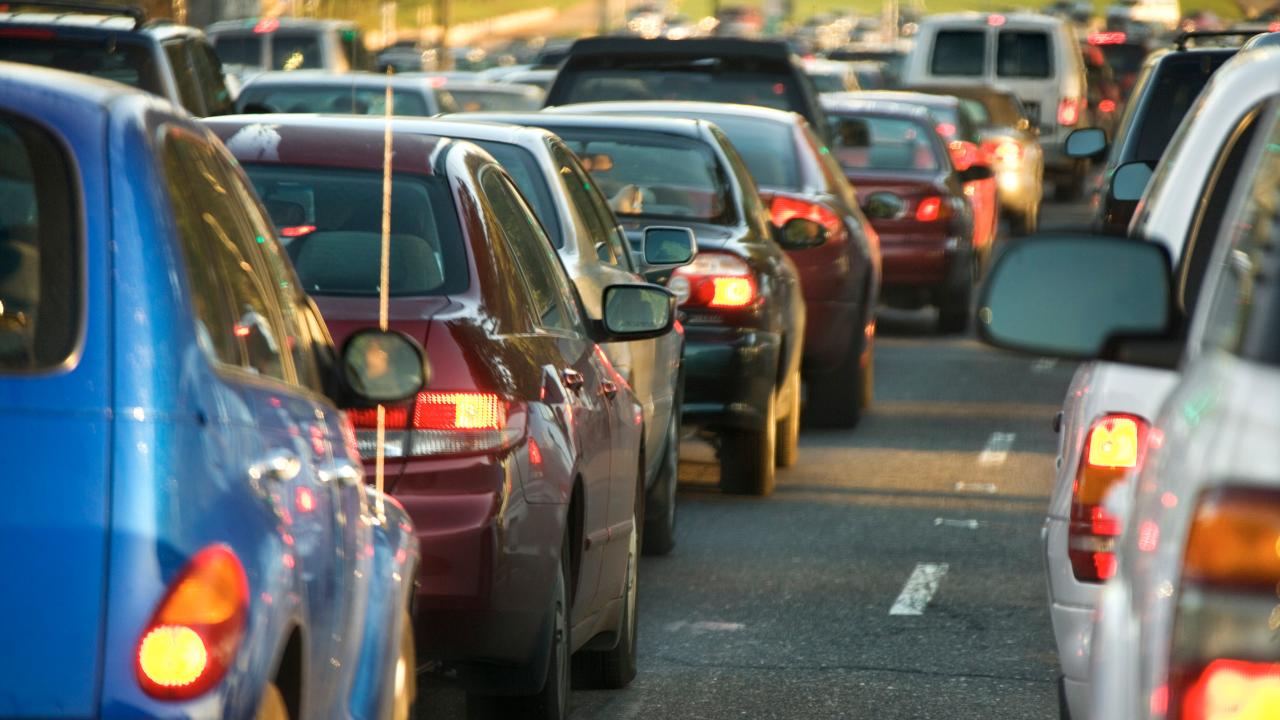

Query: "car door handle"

xmin=562 ymin=368 xmax=585 ymax=391
xmin=601 ymin=380 xmax=618 ymax=399
xmin=249 ymin=448 xmax=301 ymax=482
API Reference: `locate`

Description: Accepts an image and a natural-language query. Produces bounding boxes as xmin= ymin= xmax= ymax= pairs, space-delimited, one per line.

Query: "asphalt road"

xmin=420 ymin=195 xmax=1094 ymax=719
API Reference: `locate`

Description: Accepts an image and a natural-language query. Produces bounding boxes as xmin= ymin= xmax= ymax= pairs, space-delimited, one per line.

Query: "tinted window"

xmin=214 ymin=35 xmax=261 ymax=66
xmin=448 ymin=88 xmax=544 ymax=112
xmin=0 ymin=38 xmax=160 ymax=92
xmin=809 ymin=73 xmax=848 ymax=92
xmin=470 ymin=140 xmax=563 ymax=248
xmin=695 ymin=114 xmax=801 ymax=191
xmin=190 ymin=41 xmax=233 ymax=116
xmin=237 ymin=86 xmax=429 ymax=115
xmin=551 ymin=145 xmax=622 ymax=266
xmin=0 ymin=112 xmax=78 ymax=372
xmin=931 ymin=31 xmax=985 ymax=76
xmin=1131 ymin=55 xmax=1230 ymax=163
xmin=481 ymin=168 xmax=573 ymax=331
xmin=997 ymin=32 xmax=1051 ymax=78
xmin=554 ymin=55 xmax=806 ymax=113
xmin=338 ymin=29 xmax=371 ymax=71
xmin=547 ymin=126 xmax=735 ymax=226
xmin=242 ymin=164 xmax=468 ymax=298
xmin=1101 ymin=45 xmax=1146 ymax=75
xmin=829 ymin=115 xmax=941 ymax=171
xmin=164 ymin=41 xmax=204 ymax=114
xmin=272 ymin=33 xmax=322 ymax=71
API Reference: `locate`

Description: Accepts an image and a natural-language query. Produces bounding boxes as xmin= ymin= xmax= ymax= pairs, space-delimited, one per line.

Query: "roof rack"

xmin=0 ymin=0 xmax=145 ymax=26
xmin=1174 ymin=29 xmax=1263 ymax=50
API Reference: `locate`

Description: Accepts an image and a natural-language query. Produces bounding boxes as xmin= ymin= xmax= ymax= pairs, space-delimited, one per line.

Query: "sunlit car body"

xmin=544 ymin=100 xmax=881 ymax=428
xmin=206 ymin=17 xmax=372 ymax=84
xmin=822 ymin=98 xmax=978 ymax=332
xmin=204 ymin=113 xmax=663 ymax=719
xmin=445 ymin=82 xmax=546 ymax=112
xmin=1040 ymin=48 xmax=1280 ymax=720
xmin=0 ymin=63 xmax=418 ymax=720
xmin=449 ymin=112 xmax=806 ymax=495
xmin=234 ymin=70 xmax=457 ymax=115
xmin=905 ymin=83 xmax=1044 ymax=235
xmin=424 ymin=115 xmax=690 ymax=554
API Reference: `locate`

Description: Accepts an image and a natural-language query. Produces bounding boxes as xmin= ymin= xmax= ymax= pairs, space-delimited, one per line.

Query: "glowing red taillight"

xmin=1059 ymin=98 xmax=1084 ymax=126
xmin=1099 ymin=100 xmax=1116 ymax=113
xmin=254 ymin=18 xmax=278 ymax=32
xmin=136 ymin=546 xmax=248 ymax=699
xmin=279 ymin=225 xmax=316 ymax=237
xmin=667 ymin=252 xmax=757 ymax=309
xmin=1067 ymin=414 xmax=1149 ymax=582
xmin=915 ymin=197 xmax=951 ymax=222
xmin=770 ymin=196 xmax=842 ymax=233
xmin=348 ymin=393 xmax=528 ymax=457
xmin=981 ymin=141 xmax=1024 ymax=164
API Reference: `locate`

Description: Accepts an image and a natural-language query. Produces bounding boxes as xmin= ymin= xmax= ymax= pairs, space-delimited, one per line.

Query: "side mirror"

xmin=959 ymin=164 xmax=994 ymax=183
xmin=340 ymin=329 xmax=431 ymax=404
xmin=862 ymin=191 xmax=905 ymax=220
xmin=1112 ymin=161 xmax=1154 ymax=202
xmin=641 ymin=226 xmax=696 ymax=267
xmin=977 ymin=234 xmax=1172 ymax=358
xmin=595 ymin=283 xmax=677 ymax=341
xmin=1064 ymin=128 xmax=1107 ymax=159
xmin=773 ymin=217 xmax=830 ymax=250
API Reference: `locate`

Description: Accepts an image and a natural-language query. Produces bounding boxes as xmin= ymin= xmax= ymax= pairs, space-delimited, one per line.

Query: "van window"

xmin=931 ymin=31 xmax=985 ymax=76
xmin=0 ymin=37 xmax=160 ymax=93
xmin=997 ymin=31 xmax=1051 ymax=78
xmin=272 ymin=33 xmax=323 ymax=71
xmin=214 ymin=35 xmax=261 ymax=67
xmin=164 ymin=41 xmax=204 ymax=115
xmin=0 ymin=112 xmax=79 ymax=372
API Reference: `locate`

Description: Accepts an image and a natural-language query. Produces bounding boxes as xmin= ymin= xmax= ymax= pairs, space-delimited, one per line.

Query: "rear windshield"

xmin=1131 ymin=54 xmax=1230 ymax=162
xmin=237 ymin=86 xmax=429 ymax=115
xmin=0 ymin=37 xmax=160 ymax=92
xmin=448 ymin=88 xmax=544 ymax=112
xmin=1101 ymin=44 xmax=1147 ymax=75
xmin=271 ymin=32 xmax=322 ymax=71
xmin=980 ymin=94 xmax=1024 ymax=126
xmin=213 ymin=34 xmax=260 ymax=66
xmin=809 ymin=72 xmax=848 ymax=93
xmin=469 ymin=140 xmax=564 ymax=247
xmin=241 ymin=165 xmax=467 ymax=297
xmin=544 ymin=127 xmax=735 ymax=225
xmin=828 ymin=115 xmax=940 ymax=172
xmin=0 ymin=111 xmax=79 ymax=371
xmin=931 ymin=31 xmax=985 ymax=76
xmin=691 ymin=114 xmax=801 ymax=190
xmin=997 ymin=31 xmax=1051 ymax=78
xmin=553 ymin=55 xmax=806 ymax=113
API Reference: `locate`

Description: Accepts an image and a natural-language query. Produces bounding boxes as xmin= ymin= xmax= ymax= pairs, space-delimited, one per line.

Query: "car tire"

xmin=719 ymin=388 xmax=776 ymax=496
xmin=389 ymin=610 xmax=417 ymax=720
xmin=466 ymin=537 xmax=571 ymax=720
xmin=1011 ymin=202 xmax=1038 ymax=237
xmin=576 ymin=468 xmax=643 ymax=688
xmin=937 ymin=251 xmax=974 ymax=334
xmin=775 ymin=368 xmax=800 ymax=468
xmin=255 ymin=681 xmax=289 ymax=720
xmin=643 ymin=399 xmax=680 ymax=556
xmin=1058 ymin=675 xmax=1073 ymax=720
xmin=803 ymin=331 xmax=865 ymax=429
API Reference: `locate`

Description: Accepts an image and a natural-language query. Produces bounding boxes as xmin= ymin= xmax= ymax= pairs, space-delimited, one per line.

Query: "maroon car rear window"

xmin=828 ymin=115 xmax=941 ymax=172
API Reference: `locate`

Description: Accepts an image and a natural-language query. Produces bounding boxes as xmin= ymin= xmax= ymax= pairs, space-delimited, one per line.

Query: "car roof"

xmin=836 ymin=90 xmax=960 ymax=109
xmin=544 ymin=100 xmax=802 ymax=126
xmin=417 ymin=117 xmax=556 ymax=145
xmin=906 ymin=84 xmax=1016 ymax=101
xmin=206 ymin=17 xmax=358 ymax=33
xmin=240 ymin=71 xmax=437 ymax=90
xmin=201 ymin=114 xmax=449 ymax=175
xmin=0 ymin=58 xmax=138 ymax=107
xmin=819 ymin=96 xmax=936 ymax=120
xmin=442 ymin=111 xmax=709 ymax=139
xmin=563 ymin=36 xmax=795 ymax=59
xmin=443 ymin=82 xmax=543 ymax=95
xmin=917 ymin=11 xmax=1065 ymax=27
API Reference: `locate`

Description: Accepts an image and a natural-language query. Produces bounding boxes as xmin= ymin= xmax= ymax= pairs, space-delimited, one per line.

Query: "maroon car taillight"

xmin=349 ymin=393 xmax=528 ymax=458
xmin=666 ymin=252 xmax=757 ymax=309
xmin=1059 ymin=98 xmax=1085 ymax=127
xmin=1163 ymin=487 xmax=1280 ymax=720
xmin=769 ymin=196 xmax=844 ymax=239
xmin=915 ymin=197 xmax=954 ymax=222
xmin=1068 ymin=414 xmax=1150 ymax=582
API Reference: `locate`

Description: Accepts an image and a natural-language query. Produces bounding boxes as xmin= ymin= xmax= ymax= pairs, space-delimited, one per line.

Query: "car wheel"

xmin=719 ymin=387 xmax=776 ymax=496
xmin=467 ymin=538 xmax=571 ymax=720
xmin=576 ymin=469 xmax=643 ymax=688
xmin=775 ymin=368 xmax=800 ymax=468
xmin=803 ymin=331 xmax=865 ymax=429
xmin=389 ymin=611 xmax=417 ymax=720
xmin=255 ymin=682 xmax=289 ymax=720
xmin=643 ymin=400 xmax=680 ymax=556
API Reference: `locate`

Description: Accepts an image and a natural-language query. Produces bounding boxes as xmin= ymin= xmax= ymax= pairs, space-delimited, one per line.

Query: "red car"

xmin=204 ymin=114 xmax=678 ymax=720
xmin=820 ymin=99 xmax=991 ymax=332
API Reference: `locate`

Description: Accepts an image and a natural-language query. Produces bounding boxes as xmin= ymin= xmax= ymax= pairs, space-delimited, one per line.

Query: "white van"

xmin=902 ymin=12 xmax=1089 ymax=199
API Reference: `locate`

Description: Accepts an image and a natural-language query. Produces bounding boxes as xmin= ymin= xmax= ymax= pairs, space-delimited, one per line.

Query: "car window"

xmin=0 ymin=111 xmax=79 ymax=372
xmin=338 ymin=29 xmax=371 ymax=71
xmin=931 ymin=30 xmax=985 ymax=76
xmin=213 ymin=35 xmax=261 ymax=66
xmin=961 ymin=98 xmax=991 ymax=126
xmin=710 ymin=127 xmax=770 ymax=239
xmin=448 ymin=88 xmax=544 ymax=112
xmin=551 ymin=144 xmax=623 ymax=266
xmin=237 ymin=86 xmax=429 ymax=115
xmin=1131 ymin=54 xmax=1229 ymax=163
xmin=997 ymin=31 xmax=1051 ymax=78
xmin=829 ymin=114 xmax=941 ymax=172
xmin=0 ymin=36 xmax=161 ymax=93
xmin=189 ymin=40 xmax=233 ymax=116
xmin=470 ymin=140 xmax=564 ymax=248
xmin=695 ymin=114 xmax=802 ymax=191
xmin=272 ymin=33 xmax=323 ymax=71
xmin=481 ymin=167 xmax=577 ymax=332
xmin=164 ymin=131 xmax=288 ymax=382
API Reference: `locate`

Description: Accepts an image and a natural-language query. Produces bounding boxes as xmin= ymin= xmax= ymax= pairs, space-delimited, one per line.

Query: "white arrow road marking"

xmin=935 ymin=518 xmax=981 ymax=529
xmin=1031 ymin=358 xmax=1059 ymax=373
xmin=889 ymin=563 xmax=949 ymax=616
xmin=978 ymin=432 xmax=1016 ymax=466
xmin=954 ymin=481 xmax=998 ymax=493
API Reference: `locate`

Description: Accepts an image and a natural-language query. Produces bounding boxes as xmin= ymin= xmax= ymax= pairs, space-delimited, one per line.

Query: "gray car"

xmin=234 ymin=70 xmax=458 ymax=116
xmin=433 ymin=117 xmax=695 ymax=554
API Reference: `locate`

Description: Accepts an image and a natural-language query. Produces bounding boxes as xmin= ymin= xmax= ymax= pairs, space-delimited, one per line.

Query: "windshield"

xmin=1130 ymin=53 xmax=1231 ymax=163
xmin=271 ymin=32 xmax=323 ymax=71
xmin=214 ymin=35 xmax=261 ymax=66
xmin=236 ymin=86 xmax=429 ymax=115
xmin=809 ymin=72 xmax=848 ymax=93
xmin=554 ymin=55 xmax=806 ymax=114
xmin=543 ymin=127 xmax=735 ymax=225
xmin=469 ymin=140 xmax=564 ymax=247
xmin=241 ymin=165 xmax=468 ymax=297
xmin=828 ymin=114 xmax=941 ymax=172
xmin=629 ymin=112 xmax=802 ymax=191
xmin=0 ymin=37 xmax=160 ymax=92
xmin=448 ymin=88 xmax=544 ymax=112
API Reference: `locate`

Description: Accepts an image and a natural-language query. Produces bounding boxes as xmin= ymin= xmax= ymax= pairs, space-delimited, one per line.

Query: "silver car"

xmin=433 ymin=118 xmax=695 ymax=554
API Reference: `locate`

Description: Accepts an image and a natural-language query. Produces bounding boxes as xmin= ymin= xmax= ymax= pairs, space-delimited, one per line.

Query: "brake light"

xmin=988 ymin=14 xmax=1005 ymax=25
xmin=136 ymin=546 xmax=248 ymax=699
xmin=667 ymin=252 xmax=757 ymax=309
xmin=1099 ymin=100 xmax=1116 ymax=113
xmin=0 ymin=28 xmax=56 ymax=38
xmin=936 ymin=123 xmax=956 ymax=138
xmin=1059 ymin=98 xmax=1083 ymax=126
xmin=348 ymin=393 xmax=528 ymax=457
xmin=1067 ymin=415 xmax=1149 ymax=582
xmin=915 ymin=197 xmax=951 ymax=222
xmin=254 ymin=18 xmax=278 ymax=32
xmin=982 ymin=141 xmax=1025 ymax=164
xmin=1271 ymin=21 xmax=1280 ymax=32
xmin=770 ymin=196 xmax=842 ymax=231
xmin=1088 ymin=31 xmax=1126 ymax=44
xmin=280 ymin=225 xmax=316 ymax=237
xmin=426 ymin=76 xmax=448 ymax=88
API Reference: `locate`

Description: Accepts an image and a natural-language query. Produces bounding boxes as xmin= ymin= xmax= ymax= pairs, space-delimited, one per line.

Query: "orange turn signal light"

xmin=1088 ymin=417 xmax=1140 ymax=468
xmin=710 ymin=277 xmax=755 ymax=308
xmin=1183 ymin=488 xmax=1280 ymax=588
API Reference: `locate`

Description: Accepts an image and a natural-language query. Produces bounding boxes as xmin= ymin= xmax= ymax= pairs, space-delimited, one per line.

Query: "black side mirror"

xmin=862 ymin=192 xmax=905 ymax=220
xmin=773 ymin=217 xmax=830 ymax=250
xmin=1112 ymin=161 xmax=1154 ymax=202
xmin=340 ymin=329 xmax=431 ymax=404
xmin=1064 ymin=128 xmax=1107 ymax=159
xmin=977 ymin=234 xmax=1173 ymax=359
xmin=592 ymin=283 xmax=677 ymax=341
xmin=959 ymin=164 xmax=994 ymax=183
xmin=641 ymin=226 xmax=696 ymax=267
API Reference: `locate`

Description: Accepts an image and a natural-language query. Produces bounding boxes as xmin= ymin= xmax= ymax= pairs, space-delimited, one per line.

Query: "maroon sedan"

xmin=204 ymin=114 xmax=677 ymax=719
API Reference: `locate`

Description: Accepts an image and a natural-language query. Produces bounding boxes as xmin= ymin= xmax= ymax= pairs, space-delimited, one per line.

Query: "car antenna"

xmin=373 ymin=65 xmax=394 ymax=521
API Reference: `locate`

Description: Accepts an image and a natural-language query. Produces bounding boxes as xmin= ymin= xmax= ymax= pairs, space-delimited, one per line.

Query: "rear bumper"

xmin=879 ymin=240 xmax=956 ymax=287
xmin=680 ymin=324 xmax=780 ymax=432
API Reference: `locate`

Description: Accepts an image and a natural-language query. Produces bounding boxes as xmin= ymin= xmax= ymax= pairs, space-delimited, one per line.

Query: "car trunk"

xmin=846 ymin=172 xmax=950 ymax=242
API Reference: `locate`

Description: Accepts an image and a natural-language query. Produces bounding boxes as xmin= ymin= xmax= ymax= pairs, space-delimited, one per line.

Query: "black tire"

xmin=775 ymin=369 xmax=800 ymax=468
xmin=803 ymin=332 xmax=865 ymax=429
xmin=719 ymin=389 xmax=776 ymax=496
xmin=643 ymin=406 xmax=679 ymax=556
xmin=466 ymin=537 xmax=571 ymax=720
xmin=937 ymin=251 xmax=975 ymax=334
xmin=576 ymin=469 xmax=643 ymax=688
xmin=1058 ymin=675 xmax=1073 ymax=720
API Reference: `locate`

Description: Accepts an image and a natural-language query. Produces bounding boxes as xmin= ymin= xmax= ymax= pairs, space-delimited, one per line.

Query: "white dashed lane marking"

xmin=889 ymin=563 xmax=950 ymax=616
xmin=978 ymin=431 xmax=1016 ymax=466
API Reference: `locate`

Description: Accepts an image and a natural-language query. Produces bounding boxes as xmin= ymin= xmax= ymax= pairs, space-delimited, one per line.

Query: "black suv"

xmin=0 ymin=0 xmax=232 ymax=117
xmin=544 ymin=37 xmax=832 ymax=144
